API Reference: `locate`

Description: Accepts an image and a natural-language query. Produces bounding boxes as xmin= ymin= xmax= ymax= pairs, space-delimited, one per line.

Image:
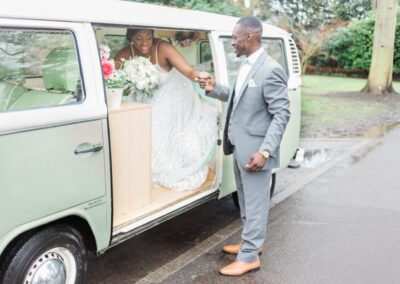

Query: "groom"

xmin=198 ymin=16 xmax=290 ymax=276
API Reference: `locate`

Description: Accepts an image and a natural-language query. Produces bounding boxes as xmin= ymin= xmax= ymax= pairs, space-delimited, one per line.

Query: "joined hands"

xmin=195 ymin=71 xmax=215 ymax=92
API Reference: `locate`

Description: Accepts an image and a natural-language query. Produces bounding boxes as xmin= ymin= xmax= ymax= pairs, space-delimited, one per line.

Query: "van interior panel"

xmin=109 ymin=100 xmax=216 ymax=228
xmin=113 ymin=168 xmax=215 ymax=228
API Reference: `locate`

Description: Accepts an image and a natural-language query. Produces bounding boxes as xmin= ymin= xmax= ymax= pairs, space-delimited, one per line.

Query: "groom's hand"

xmin=195 ymin=72 xmax=215 ymax=92
xmin=246 ymin=152 xmax=267 ymax=172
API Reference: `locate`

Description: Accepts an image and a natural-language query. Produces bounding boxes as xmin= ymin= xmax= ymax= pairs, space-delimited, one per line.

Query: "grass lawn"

xmin=301 ymin=75 xmax=400 ymax=137
xmin=302 ymin=75 xmax=400 ymax=95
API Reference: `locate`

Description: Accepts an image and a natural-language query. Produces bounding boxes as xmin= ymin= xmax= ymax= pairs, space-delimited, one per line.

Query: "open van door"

xmin=208 ymin=31 xmax=237 ymax=199
xmin=209 ymin=30 xmax=301 ymax=199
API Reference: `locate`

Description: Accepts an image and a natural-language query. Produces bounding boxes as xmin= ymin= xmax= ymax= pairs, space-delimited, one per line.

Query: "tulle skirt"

xmin=150 ymin=68 xmax=217 ymax=191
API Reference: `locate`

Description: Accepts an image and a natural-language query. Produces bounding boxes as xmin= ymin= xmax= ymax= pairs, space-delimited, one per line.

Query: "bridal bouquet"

xmin=100 ymin=45 xmax=128 ymax=89
xmin=123 ymin=56 xmax=158 ymax=100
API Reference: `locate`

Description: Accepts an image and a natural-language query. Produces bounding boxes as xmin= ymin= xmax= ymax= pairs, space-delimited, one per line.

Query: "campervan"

xmin=0 ymin=1 xmax=301 ymax=282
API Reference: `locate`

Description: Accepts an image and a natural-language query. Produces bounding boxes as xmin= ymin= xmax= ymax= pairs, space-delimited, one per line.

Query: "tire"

xmin=232 ymin=173 xmax=276 ymax=210
xmin=0 ymin=225 xmax=87 ymax=284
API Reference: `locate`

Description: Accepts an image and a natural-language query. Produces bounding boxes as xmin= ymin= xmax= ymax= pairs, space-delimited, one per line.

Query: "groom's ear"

xmin=245 ymin=32 xmax=253 ymax=42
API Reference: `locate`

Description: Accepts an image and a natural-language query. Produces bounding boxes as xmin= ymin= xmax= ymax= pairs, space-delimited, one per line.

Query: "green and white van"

xmin=0 ymin=1 xmax=301 ymax=282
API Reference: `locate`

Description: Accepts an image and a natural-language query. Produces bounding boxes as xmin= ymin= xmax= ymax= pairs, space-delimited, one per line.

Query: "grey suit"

xmin=207 ymin=51 xmax=290 ymax=262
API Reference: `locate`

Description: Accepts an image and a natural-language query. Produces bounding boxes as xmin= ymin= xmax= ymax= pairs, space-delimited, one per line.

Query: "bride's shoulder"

xmin=156 ymin=39 xmax=179 ymax=56
xmin=115 ymin=45 xmax=131 ymax=59
xmin=156 ymin=39 xmax=173 ymax=49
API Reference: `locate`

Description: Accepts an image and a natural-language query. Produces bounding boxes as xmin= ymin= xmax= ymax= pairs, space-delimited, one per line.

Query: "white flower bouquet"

xmin=123 ymin=56 xmax=158 ymax=101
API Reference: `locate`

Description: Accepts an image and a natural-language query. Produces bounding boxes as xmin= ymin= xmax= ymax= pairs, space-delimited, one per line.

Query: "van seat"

xmin=43 ymin=47 xmax=80 ymax=93
xmin=0 ymin=82 xmax=26 ymax=111
xmin=7 ymin=47 xmax=79 ymax=111
xmin=8 ymin=90 xmax=74 ymax=111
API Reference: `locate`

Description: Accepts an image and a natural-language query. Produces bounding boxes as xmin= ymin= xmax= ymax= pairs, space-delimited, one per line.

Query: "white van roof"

xmin=0 ymin=0 xmax=288 ymax=36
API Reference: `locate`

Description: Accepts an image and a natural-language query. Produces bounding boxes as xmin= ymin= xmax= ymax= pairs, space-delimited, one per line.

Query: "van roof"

xmin=1 ymin=0 xmax=288 ymax=36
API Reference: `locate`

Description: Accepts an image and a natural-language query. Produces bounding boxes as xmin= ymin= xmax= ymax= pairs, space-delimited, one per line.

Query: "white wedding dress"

xmin=149 ymin=56 xmax=217 ymax=191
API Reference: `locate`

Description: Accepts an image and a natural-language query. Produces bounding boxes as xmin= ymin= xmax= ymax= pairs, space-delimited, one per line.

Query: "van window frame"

xmin=199 ymin=40 xmax=212 ymax=64
xmin=0 ymin=26 xmax=87 ymax=113
xmin=219 ymin=36 xmax=289 ymax=80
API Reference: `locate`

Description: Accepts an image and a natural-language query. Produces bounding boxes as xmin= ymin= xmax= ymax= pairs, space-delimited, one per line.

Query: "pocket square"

xmin=248 ymin=79 xmax=257 ymax=88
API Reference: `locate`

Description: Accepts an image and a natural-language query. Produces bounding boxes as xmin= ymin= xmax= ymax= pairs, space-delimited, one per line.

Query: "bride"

xmin=115 ymin=29 xmax=217 ymax=191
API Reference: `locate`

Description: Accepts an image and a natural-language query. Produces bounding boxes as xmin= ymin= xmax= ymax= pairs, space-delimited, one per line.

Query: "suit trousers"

xmin=233 ymin=149 xmax=271 ymax=263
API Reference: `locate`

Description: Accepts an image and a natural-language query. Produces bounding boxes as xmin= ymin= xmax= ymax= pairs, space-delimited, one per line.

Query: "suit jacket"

xmin=207 ymin=51 xmax=290 ymax=170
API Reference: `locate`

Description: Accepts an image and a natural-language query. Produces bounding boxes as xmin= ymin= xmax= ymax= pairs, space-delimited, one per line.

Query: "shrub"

xmin=314 ymin=9 xmax=400 ymax=75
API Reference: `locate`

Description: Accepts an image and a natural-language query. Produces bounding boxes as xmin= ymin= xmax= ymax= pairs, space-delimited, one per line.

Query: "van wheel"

xmin=232 ymin=173 xmax=276 ymax=210
xmin=0 ymin=225 xmax=87 ymax=284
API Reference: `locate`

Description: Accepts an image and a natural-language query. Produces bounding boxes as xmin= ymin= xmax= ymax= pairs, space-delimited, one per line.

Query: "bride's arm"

xmin=114 ymin=47 xmax=130 ymax=70
xmin=159 ymin=41 xmax=202 ymax=81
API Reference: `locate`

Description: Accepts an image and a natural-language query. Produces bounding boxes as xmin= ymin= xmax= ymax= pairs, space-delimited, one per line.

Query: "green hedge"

xmin=314 ymin=10 xmax=400 ymax=75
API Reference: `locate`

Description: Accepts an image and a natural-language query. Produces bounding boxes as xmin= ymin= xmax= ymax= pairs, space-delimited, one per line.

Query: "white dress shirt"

xmin=233 ymin=47 xmax=264 ymax=107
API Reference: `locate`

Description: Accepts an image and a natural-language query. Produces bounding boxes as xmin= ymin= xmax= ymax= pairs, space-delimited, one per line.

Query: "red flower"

xmin=102 ymin=59 xmax=114 ymax=79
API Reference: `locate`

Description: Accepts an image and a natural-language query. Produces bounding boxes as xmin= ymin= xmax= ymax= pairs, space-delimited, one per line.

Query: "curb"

xmin=135 ymin=138 xmax=372 ymax=284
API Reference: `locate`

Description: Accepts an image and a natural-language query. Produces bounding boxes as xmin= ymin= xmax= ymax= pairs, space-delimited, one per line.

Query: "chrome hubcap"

xmin=24 ymin=247 xmax=76 ymax=284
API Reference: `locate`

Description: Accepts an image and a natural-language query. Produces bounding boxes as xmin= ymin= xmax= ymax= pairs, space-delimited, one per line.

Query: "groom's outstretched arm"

xmin=206 ymin=83 xmax=230 ymax=102
xmin=197 ymin=74 xmax=230 ymax=102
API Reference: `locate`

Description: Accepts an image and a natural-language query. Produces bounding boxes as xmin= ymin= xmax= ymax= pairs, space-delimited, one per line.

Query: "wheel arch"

xmin=0 ymin=214 xmax=98 ymax=269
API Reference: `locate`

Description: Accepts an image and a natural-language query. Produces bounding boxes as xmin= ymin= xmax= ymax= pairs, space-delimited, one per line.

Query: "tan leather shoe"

xmin=222 ymin=243 xmax=263 ymax=255
xmin=219 ymin=260 xmax=261 ymax=276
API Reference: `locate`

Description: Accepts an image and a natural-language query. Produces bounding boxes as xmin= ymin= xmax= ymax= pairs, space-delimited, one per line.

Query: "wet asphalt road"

xmin=87 ymin=131 xmax=400 ymax=283
xmin=162 ymin=129 xmax=400 ymax=283
xmin=86 ymin=195 xmax=239 ymax=283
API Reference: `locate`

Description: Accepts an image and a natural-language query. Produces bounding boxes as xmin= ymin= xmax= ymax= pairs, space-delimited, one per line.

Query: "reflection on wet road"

xmin=302 ymin=149 xmax=331 ymax=168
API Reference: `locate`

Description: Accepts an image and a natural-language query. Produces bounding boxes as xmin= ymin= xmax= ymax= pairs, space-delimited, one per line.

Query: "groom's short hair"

xmin=237 ymin=16 xmax=263 ymax=41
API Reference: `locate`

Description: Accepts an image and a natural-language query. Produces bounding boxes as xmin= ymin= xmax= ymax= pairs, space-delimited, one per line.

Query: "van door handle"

xmin=74 ymin=144 xmax=103 ymax=155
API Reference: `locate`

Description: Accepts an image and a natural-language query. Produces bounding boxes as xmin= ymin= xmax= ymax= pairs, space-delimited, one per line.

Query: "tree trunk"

xmin=371 ymin=0 xmax=378 ymax=10
xmin=363 ymin=0 xmax=397 ymax=95
xmin=371 ymin=0 xmax=377 ymax=10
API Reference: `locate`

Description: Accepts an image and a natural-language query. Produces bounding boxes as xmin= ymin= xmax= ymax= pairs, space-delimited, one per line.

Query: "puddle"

xmin=363 ymin=122 xmax=400 ymax=139
xmin=301 ymin=149 xmax=332 ymax=169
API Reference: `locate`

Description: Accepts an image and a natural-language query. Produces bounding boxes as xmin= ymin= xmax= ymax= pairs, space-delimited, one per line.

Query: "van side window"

xmin=220 ymin=37 xmax=288 ymax=88
xmin=101 ymin=35 xmax=128 ymax=59
xmin=199 ymin=41 xmax=213 ymax=74
xmin=0 ymin=28 xmax=84 ymax=112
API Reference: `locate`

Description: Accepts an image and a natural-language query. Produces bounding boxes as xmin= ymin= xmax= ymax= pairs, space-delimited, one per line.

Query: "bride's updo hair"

xmin=126 ymin=28 xmax=154 ymax=41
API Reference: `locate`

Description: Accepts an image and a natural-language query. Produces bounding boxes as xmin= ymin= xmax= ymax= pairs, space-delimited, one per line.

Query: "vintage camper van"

xmin=0 ymin=1 xmax=301 ymax=282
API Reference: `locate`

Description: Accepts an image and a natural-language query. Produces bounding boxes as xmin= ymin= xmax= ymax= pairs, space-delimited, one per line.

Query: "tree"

xmin=362 ymin=0 xmax=397 ymax=95
xmin=131 ymin=0 xmax=243 ymax=16
xmin=333 ymin=0 xmax=372 ymax=21
xmin=273 ymin=0 xmax=334 ymax=29
xmin=256 ymin=0 xmax=372 ymax=29
xmin=279 ymin=20 xmax=346 ymax=74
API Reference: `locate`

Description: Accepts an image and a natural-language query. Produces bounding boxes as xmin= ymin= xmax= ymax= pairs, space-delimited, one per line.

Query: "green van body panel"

xmin=0 ymin=120 xmax=110 ymax=255
xmin=219 ymin=154 xmax=236 ymax=198
xmin=218 ymin=103 xmax=236 ymax=198
xmin=279 ymin=88 xmax=301 ymax=168
xmin=0 ymin=199 xmax=110 ymax=257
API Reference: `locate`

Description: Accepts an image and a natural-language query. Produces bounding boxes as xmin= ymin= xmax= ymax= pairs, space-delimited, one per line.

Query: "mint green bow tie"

xmin=240 ymin=55 xmax=251 ymax=65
